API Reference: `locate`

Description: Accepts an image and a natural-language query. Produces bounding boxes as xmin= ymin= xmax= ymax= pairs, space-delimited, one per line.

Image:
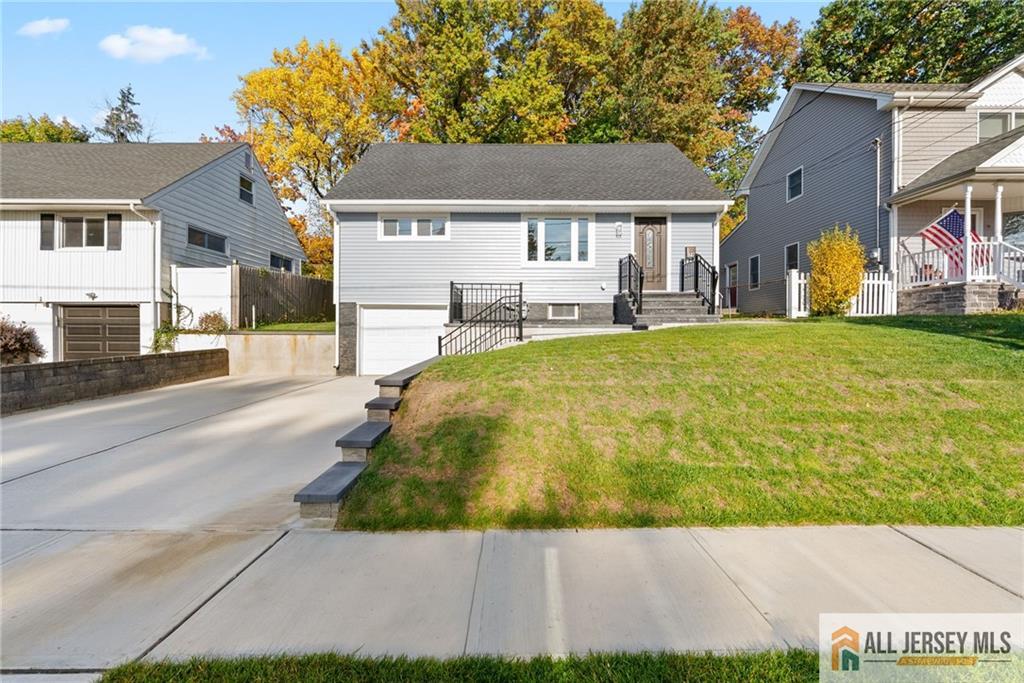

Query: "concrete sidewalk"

xmin=1 ymin=525 xmax=1020 ymax=672
xmin=150 ymin=526 xmax=1021 ymax=659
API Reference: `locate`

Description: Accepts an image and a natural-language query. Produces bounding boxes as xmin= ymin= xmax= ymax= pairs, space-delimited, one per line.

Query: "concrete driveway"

xmin=0 ymin=375 xmax=375 ymax=672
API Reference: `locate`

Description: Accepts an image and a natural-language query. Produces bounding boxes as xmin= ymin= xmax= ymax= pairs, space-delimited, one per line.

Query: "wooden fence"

xmin=233 ymin=264 xmax=333 ymax=327
xmin=786 ymin=270 xmax=896 ymax=318
xmin=173 ymin=265 xmax=333 ymax=328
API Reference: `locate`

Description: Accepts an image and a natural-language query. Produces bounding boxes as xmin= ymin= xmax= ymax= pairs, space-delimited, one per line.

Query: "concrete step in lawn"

xmin=293 ymin=461 xmax=367 ymax=519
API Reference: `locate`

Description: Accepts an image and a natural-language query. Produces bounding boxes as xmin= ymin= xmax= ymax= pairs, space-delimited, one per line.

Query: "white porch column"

xmin=962 ymin=183 xmax=973 ymax=282
xmin=994 ymin=184 xmax=1004 ymax=243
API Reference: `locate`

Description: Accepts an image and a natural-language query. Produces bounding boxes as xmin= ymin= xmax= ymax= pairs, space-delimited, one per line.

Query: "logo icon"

xmin=832 ymin=626 xmax=860 ymax=671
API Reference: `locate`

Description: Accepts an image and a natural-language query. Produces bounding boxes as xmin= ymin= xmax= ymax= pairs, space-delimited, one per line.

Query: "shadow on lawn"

xmin=845 ymin=314 xmax=1024 ymax=352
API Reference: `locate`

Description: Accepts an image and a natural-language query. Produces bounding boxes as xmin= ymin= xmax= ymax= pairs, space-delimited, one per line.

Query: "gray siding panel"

xmin=148 ymin=147 xmax=305 ymax=295
xmin=721 ymin=91 xmax=893 ymax=313
xmin=337 ymin=210 xmax=715 ymax=304
xmin=899 ymin=108 xmax=977 ymax=186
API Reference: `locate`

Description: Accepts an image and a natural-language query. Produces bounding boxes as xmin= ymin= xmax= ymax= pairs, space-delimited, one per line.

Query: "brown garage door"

xmin=61 ymin=305 xmax=140 ymax=361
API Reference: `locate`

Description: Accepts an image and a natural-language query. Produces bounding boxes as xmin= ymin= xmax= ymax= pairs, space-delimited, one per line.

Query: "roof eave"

xmin=0 ymin=197 xmax=144 ymax=206
xmin=321 ymin=198 xmax=733 ymax=212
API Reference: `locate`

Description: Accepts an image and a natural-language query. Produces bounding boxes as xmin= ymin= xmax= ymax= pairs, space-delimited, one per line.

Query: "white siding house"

xmin=323 ymin=143 xmax=731 ymax=375
xmin=0 ymin=143 xmax=304 ymax=361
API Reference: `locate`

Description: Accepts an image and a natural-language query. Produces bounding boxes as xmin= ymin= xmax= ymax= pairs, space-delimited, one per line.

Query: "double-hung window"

xmin=525 ymin=216 xmax=593 ymax=265
xmin=785 ymin=242 xmax=799 ymax=272
xmin=380 ymin=215 xmax=447 ymax=239
xmin=786 ymin=167 xmax=803 ymax=202
xmin=239 ymin=175 xmax=254 ymax=204
xmin=749 ymin=254 xmax=760 ymax=290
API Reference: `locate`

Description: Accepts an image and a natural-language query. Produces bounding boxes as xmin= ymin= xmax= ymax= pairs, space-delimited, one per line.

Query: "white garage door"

xmin=359 ymin=306 xmax=448 ymax=375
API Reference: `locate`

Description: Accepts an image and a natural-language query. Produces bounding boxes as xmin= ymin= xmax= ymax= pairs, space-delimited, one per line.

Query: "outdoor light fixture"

xmin=86 ymin=292 xmax=98 ymax=300
xmin=615 ymin=221 xmax=623 ymax=237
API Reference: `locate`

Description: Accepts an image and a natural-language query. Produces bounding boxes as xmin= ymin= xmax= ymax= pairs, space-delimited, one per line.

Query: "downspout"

xmin=130 ymin=202 xmax=159 ymax=349
xmin=330 ymin=208 xmax=341 ymax=372
xmin=873 ymin=137 xmax=881 ymax=254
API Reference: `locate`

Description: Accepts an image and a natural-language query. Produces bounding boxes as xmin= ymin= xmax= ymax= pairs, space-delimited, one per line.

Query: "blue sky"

xmin=3 ymin=1 xmax=826 ymax=141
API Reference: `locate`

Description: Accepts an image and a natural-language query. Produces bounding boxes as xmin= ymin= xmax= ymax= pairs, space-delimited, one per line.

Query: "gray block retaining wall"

xmin=1 ymin=349 xmax=228 ymax=416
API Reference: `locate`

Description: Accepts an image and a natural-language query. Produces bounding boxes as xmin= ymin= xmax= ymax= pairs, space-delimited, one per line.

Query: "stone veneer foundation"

xmin=897 ymin=282 xmax=1003 ymax=315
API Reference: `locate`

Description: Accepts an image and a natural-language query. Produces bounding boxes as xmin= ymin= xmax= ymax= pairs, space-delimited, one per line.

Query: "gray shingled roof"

xmin=0 ymin=142 xmax=245 ymax=200
xmin=889 ymin=127 xmax=1024 ymax=203
xmin=824 ymin=82 xmax=969 ymax=94
xmin=325 ymin=143 xmax=728 ymax=202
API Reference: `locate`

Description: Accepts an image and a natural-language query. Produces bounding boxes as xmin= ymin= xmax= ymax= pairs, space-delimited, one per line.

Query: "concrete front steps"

xmin=634 ymin=291 xmax=720 ymax=326
xmin=293 ymin=357 xmax=437 ymax=519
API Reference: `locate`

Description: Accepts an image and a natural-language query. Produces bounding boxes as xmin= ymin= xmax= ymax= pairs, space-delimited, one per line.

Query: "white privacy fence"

xmin=785 ymin=270 xmax=897 ymax=319
xmin=171 ymin=265 xmax=232 ymax=327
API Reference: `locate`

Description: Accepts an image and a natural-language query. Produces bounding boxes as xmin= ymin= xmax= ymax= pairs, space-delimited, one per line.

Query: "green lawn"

xmin=103 ymin=651 xmax=817 ymax=682
xmin=253 ymin=321 xmax=334 ymax=332
xmin=337 ymin=315 xmax=1024 ymax=530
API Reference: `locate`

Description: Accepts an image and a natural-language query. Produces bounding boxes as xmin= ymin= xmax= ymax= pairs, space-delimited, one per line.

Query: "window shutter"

xmin=107 ymin=213 xmax=122 ymax=250
xmin=40 ymin=213 xmax=55 ymax=250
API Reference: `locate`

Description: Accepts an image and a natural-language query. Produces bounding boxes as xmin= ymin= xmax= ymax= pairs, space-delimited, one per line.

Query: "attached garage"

xmin=61 ymin=305 xmax=140 ymax=361
xmin=359 ymin=305 xmax=447 ymax=375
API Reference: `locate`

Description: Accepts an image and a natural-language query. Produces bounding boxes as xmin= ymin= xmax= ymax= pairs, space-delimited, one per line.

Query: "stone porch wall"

xmin=897 ymin=282 xmax=1002 ymax=315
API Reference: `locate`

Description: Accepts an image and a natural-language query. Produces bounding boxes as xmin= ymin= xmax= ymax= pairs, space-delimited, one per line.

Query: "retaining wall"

xmin=1 ymin=349 xmax=228 ymax=415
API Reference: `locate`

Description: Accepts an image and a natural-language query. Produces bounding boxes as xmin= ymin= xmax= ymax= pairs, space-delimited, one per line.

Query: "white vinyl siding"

xmin=1 ymin=209 xmax=156 ymax=302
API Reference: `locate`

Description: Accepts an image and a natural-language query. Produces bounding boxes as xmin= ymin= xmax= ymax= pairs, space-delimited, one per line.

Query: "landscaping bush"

xmin=196 ymin=310 xmax=230 ymax=334
xmin=0 ymin=315 xmax=45 ymax=365
xmin=807 ymin=225 xmax=865 ymax=316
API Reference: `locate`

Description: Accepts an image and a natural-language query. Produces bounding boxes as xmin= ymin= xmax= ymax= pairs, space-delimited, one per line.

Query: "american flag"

xmin=918 ymin=209 xmax=987 ymax=275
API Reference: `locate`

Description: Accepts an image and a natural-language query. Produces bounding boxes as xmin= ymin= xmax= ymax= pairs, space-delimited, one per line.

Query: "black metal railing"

xmin=449 ymin=282 xmax=523 ymax=322
xmin=681 ymin=253 xmax=718 ymax=314
xmin=618 ymin=254 xmax=644 ymax=314
xmin=439 ymin=282 xmax=524 ymax=356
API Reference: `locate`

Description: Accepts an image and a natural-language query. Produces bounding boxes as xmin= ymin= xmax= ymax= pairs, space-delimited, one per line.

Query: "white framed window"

xmin=239 ymin=174 xmax=254 ymax=204
xmin=547 ymin=303 xmax=579 ymax=320
xmin=748 ymin=254 xmax=760 ymax=290
xmin=524 ymin=216 xmax=594 ymax=266
xmin=188 ymin=225 xmax=228 ymax=254
xmin=786 ymin=167 xmax=803 ymax=202
xmin=785 ymin=242 xmax=799 ymax=272
xmin=977 ymin=111 xmax=1023 ymax=141
xmin=59 ymin=214 xmax=112 ymax=249
xmin=378 ymin=214 xmax=449 ymax=240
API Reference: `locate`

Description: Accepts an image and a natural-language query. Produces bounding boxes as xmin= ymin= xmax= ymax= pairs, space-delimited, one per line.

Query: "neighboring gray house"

xmin=323 ymin=143 xmax=731 ymax=375
xmin=0 ymin=142 xmax=305 ymax=360
xmin=721 ymin=53 xmax=1024 ymax=314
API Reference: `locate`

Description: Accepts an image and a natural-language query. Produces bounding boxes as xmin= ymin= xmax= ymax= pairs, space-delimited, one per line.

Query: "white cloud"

xmin=17 ymin=17 xmax=70 ymax=37
xmin=99 ymin=25 xmax=209 ymax=64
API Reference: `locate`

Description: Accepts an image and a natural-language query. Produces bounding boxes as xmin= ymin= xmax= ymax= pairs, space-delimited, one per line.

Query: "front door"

xmin=635 ymin=217 xmax=667 ymax=290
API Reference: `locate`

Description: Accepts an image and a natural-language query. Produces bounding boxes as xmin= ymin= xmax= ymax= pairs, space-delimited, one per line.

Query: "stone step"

xmin=336 ymin=421 xmax=392 ymax=461
xmin=634 ymin=315 xmax=720 ymax=325
xmin=294 ymin=461 xmax=367 ymax=519
xmin=365 ymin=396 xmax=402 ymax=422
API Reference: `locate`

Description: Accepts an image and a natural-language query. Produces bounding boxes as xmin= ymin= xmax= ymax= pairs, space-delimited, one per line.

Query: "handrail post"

xmin=517 ymin=282 xmax=524 ymax=341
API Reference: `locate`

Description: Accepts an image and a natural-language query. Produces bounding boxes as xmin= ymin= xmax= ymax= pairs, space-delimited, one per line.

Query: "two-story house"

xmin=721 ymin=53 xmax=1024 ymax=314
xmin=0 ymin=142 xmax=305 ymax=361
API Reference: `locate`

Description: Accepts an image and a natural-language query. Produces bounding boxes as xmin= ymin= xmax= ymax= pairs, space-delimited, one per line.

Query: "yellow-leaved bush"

xmin=807 ymin=225 xmax=865 ymax=316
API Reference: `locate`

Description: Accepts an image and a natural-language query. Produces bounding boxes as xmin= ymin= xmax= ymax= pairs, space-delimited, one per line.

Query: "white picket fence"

xmin=785 ymin=270 xmax=897 ymax=318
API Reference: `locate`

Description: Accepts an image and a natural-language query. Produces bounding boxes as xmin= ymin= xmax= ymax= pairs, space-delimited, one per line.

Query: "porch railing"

xmin=618 ymin=254 xmax=644 ymax=314
xmin=681 ymin=253 xmax=718 ymax=314
xmin=438 ymin=291 xmax=524 ymax=356
xmin=898 ymin=239 xmax=1024 ymax=288
xmin=449 ymin=282 xmax=522 ymax=322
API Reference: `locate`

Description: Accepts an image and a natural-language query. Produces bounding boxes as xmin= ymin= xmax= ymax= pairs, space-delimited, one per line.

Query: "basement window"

xmin=548 ymin=304 xmax=579 ymax=320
